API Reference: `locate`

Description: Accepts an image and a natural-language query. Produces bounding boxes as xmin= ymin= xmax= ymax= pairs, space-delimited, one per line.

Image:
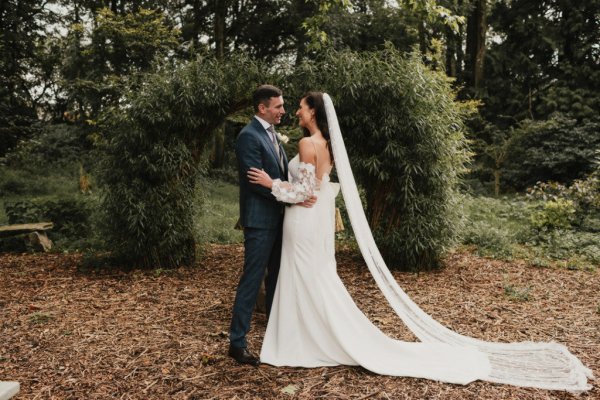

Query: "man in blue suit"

xmin=228 ymin=85 xmax=289 ymax=366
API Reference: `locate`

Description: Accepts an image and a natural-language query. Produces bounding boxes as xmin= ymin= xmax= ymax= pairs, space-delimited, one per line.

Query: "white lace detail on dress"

xmin=272 ymin=162 xmax=317 ymax=203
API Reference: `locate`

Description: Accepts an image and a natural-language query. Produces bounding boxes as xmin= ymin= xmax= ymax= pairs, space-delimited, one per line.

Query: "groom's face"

xmin=259 ymin=96 xmax=285 ymax=125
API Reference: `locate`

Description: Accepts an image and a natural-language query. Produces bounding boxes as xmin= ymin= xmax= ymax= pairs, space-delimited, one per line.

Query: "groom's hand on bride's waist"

xmin=298 ymin=195 xmax=317 ymax=208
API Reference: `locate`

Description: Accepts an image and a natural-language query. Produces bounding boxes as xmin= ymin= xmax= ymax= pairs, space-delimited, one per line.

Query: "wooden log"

xmin=0 ymin=222 xmax=54 ymax=238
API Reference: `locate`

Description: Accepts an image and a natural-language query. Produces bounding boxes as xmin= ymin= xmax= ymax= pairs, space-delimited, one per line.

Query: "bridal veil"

xmin=323 ymin=93 xmax=593 ymax=392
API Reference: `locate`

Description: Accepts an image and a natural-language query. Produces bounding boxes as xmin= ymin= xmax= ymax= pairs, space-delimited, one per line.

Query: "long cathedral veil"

xmin=322 ymin=93 xmax=593 ymax=392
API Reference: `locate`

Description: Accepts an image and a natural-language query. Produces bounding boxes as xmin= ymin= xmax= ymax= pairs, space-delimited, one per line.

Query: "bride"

xmin=247 ymin=92 xmax=592 ymax=391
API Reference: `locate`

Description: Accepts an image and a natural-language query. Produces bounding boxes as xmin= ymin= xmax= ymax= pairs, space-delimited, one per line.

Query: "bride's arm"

xmin=248 ymin=139 xmax=318 ymax=204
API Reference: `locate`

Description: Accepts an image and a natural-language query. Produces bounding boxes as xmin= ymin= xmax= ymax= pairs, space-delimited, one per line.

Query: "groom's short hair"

xmin=253 ymin=85 xmax=283 ymax=113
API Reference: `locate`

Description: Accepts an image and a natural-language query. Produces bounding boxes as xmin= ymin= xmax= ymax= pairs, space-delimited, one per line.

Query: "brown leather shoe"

xmin=228 ymin=345 xmax=260 ymax=366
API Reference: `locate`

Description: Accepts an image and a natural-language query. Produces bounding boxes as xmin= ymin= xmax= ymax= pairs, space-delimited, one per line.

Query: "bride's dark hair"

xmin=302 ymin=91 xmax=334 ymax=164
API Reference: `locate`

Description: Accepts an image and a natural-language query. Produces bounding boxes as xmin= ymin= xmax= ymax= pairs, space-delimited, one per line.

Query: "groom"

xmin=228 ymin=84 xmax=289 ymax=366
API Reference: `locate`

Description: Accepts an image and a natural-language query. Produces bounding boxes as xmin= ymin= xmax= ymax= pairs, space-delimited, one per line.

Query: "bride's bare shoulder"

xmin=298 ymin=137 xmax=317 ymax=164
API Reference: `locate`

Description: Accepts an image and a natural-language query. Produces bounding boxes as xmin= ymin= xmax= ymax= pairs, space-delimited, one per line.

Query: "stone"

xmin=26 ymin=231 xmax=53 ymax=252
xmin=0 ymin=382 xmax=19 ymax=400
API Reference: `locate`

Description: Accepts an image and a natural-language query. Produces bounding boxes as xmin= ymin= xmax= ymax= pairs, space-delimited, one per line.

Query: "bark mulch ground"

xmin=0 ymin=245 xmax=598 ymax=399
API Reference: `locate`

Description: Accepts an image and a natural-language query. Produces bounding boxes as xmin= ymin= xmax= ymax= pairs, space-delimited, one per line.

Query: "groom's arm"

xmin=236 ymin=131 xmax=278 ymax=200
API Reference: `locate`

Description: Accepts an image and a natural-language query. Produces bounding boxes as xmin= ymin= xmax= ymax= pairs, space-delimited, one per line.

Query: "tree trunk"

xmin=214 ymin=0 xmax=226 ymax=59
xmin=418 ymin=21 xmax=427 ymax=56
xmin=445 ymin=27 xmax=457 ymax=77
xmin=466 ymin=0 xmax=487 ymax=89
xmin=494 ymin=168 xmax=500 ymax=196
xmin=210 ymin=124 xmax=225 ymax=168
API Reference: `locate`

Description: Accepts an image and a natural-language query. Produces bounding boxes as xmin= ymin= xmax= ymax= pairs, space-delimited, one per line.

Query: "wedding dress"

xmin=261 ymin=150 xmax=490 ymax=384
xmin=260 ymin=95 xmax=592 ymax=392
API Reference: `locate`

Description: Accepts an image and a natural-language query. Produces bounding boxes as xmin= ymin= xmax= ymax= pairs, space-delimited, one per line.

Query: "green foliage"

xmin=461 ymin=195 xmax=534 ymax=259
xmin=527 ymin=163 xmax=600 ymax=230
xmin=0 ymin=168 xmax=74 ymax=197
xmin=97 ymin=52 xmax=269 ymax=268
xmin=462 ymin=193 xmax=600 ymax=267
xmin=503 ymin=282 xmax=532 ymax=302
xmin=61 ymin=7 xmax=180 ymax=119
xmin=5 ymin=197 xmax=92 ymax=238
xmin=293 ymin=46 xmax=472 ymax=270
xmin=463 ymin=221 xmax=516 ymax=259
xmin=530 ymin=199 xmax=576 ymax=230
xmin=503 ymin=116 xmax=600 ymax=188
xmin=484 ymin=0 xmax=600 ymax=122
xmin=527 ymin=230 xmax=600 ymax=267
xmin=0 ymin=103 xmax=39 ymax=157
xmin=195 ymin=178 xmax=243 ymax=244
xmin=1 ymin=123 xmax=93 ymax=171
xmin=0 ymin=0 xmax=57 ymax=141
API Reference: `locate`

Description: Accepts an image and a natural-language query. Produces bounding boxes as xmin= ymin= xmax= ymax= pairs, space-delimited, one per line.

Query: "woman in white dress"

xmin=247 ymin=92 xmax=592 ymax=391
xmin=247 ymin=92 xmax=490 ymax=384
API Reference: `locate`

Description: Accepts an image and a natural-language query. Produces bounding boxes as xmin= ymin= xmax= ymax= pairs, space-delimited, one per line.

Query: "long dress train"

xmin=260 ymin=154 xmax=491 ymax=385
xmin=260 ymin=94 xmax=592 ymax=392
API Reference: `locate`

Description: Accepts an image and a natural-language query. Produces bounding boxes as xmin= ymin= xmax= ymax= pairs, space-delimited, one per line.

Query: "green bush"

xmin=0 ymin=167 xmax=79 ymax=196
xmin=97 ymin=53 xmax=270 ymax=268
xmin=530 ymin=198 xmax=576 ymax=230
xmin=462 ymin=221 xmax=516 ymax=259
xmin=0 ymin=99 xmax=39 ymax=157
xmin=527 ymin=164 xmax=600 ymax=231
xmin=2 ymin=123 xmax=93 ymax=171
xmin=3 ymin=196 xmax=97 ymax=250
xmin=527 ymin=229 xmax=600 ymax=266
xmin=195 ymin=178 xmax=243 ymax=244
xmin=503 ymin=115 xmax=600 ymax=189
xmin=292 ymin=46 xmax=472 ymax=270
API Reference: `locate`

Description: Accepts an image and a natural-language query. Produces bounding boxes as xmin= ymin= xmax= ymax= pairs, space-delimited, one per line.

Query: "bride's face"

xmin=295 ymin=98 xmax=314 ymax=129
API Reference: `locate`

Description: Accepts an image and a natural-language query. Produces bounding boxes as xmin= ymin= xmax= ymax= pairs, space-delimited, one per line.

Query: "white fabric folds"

xmin=323 ymin=93 xmax=593 ymax=392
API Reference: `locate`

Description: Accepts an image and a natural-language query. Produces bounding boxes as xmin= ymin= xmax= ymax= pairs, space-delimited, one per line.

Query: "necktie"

xmin=267 ymin=125 xmax=284 ymax=169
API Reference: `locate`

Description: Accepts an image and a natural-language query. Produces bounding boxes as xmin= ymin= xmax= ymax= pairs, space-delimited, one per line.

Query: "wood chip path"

xmin=0 ymin=245 xmax=598 ymax=399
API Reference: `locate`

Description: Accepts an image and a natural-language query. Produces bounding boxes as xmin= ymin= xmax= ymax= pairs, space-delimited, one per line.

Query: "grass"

xmin=461 ymin=194 xmax=534 ymax=259
xmin=503 ymin=283 xmax=532 ymax=301
xmin=461 ymin=193 xmax=600 ymax=268
xmin=0 ymin=166 xmax=81 ymax=225
xmin=28 ymin=312 xmax=53 ymax=324
xmin=195 ymin=176 xmax=243 ymax=244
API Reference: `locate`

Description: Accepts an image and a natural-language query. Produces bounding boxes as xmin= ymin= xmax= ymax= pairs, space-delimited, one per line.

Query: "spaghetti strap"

xmin=309 ymin=137 xmax=319 ymax=178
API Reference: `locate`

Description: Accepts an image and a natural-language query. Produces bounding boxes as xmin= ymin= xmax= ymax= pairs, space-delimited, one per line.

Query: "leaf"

xmin=280 ymin=384 xmax=299 ymax=395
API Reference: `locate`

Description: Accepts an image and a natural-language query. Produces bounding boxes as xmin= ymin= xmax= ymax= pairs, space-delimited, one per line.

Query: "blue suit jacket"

xmin=236 ymin=117 xmax=289 ymax=229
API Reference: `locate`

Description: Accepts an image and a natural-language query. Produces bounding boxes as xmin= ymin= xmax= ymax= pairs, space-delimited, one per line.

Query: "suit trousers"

xmin=229 ymin=221 xmax=283 ymax=349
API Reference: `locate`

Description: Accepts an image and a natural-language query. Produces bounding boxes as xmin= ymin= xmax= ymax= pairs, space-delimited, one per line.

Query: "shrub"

xmin=292 ymin=46 xmax=472 ymax=270
xmin=503 ymin=115 xmax=600 ymax=189
xmin=462 ymin=220 xmax=516 ymax=259
xmin=527 ymin=162 xmax=600 ymax=231
xmin=97 ymin=53 xmax=270 ymax=268
xmin=3 ymin=196 xmax=96 ymax=250
xmin=2 ymin=123 xmax=93 ymax=171
xmin=530 ymin=198 xmax=576 ymax=230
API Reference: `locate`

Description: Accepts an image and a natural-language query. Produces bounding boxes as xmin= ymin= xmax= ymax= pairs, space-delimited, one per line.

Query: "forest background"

xmin=1 ymin=0 xmax=599 ymax=271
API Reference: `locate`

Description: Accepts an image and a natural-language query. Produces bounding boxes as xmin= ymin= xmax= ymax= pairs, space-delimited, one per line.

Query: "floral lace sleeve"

xmin=272 ymin=162 xmax=317 ymax=203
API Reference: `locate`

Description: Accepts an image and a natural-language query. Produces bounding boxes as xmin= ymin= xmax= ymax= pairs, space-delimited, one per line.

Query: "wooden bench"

xmin=0 ymin=222 xmax=54 ymax=252
xmin=0 ymin=382 xmax=19 ymax=400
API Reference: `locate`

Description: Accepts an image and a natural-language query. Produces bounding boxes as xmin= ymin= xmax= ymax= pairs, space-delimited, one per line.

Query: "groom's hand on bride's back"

xmin=298 ymin=195 xmax=317 ymax=208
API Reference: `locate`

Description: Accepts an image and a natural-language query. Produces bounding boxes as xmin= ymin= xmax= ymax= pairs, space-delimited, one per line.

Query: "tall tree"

xmin=60 ymin=7 xmax=180 ymax=119
xmin=484 ymin=0 xmax=600 ymax=123
xmin=0 ymin=0 xmax=60 ymax=154
xmin=464 ymin=0 xmax=486 ymax=89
